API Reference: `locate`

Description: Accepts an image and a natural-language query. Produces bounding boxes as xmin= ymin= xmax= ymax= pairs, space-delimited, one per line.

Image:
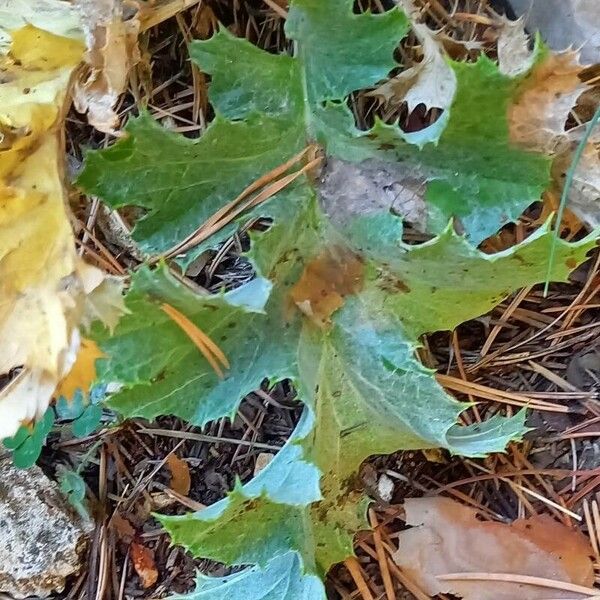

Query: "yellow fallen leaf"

xmin=55 ymin=339 xmax=105 ymax=402
xmin=0 ymin=2 xmax=125 ymax=439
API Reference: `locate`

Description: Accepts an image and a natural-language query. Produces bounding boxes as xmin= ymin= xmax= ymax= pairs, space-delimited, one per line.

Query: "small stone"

xmin=378 ymin=473 xmax=395 ymax=503
xmin=0 ymin=458 xmax=92 ymax=598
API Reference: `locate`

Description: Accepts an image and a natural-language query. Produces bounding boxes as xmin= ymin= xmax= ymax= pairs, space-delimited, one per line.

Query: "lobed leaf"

xmin=79 ymin=0 xmax=599 ymax=595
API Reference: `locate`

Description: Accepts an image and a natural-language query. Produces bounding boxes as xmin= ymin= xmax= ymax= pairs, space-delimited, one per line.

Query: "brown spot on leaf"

xmin=290 ymin=246 xmax=364 ymax=327
xmin=566 ymin=257 xmax=577 ymax=269
xmin=377 ymin=271 xmax=411 ymax=294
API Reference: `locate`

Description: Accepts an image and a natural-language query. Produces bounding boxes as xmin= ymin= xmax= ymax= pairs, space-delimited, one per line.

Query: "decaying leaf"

xmin=130 ymin=540 xmax=159 ymax=588
xmin=510 ymin=51 xmax=588 ymax=155
xmin=166 ymin=453 xmax=191 ymax=496
xmin=72 ymin=0 xmax=141 ymax=134
xmin=496 ymin=14 xmax=535 ymax=77
xmin=289 ymin=245 xmax=364 ymax=327
xmin=509 ymin=50 xmax=600 ymax=229
xmin=318 ymin=158 xmax=427 ymax=232
xmin=110 ymin=512 xmax=136 ymax=541
xmin=553 ymin=144 xmax=600 ymax=229
xmin=370 ymin=0 xmax=456 ymax=113
xmin=0 ymin=2 xmax=124 ymax=440
xmin=394 ymin=496 xmax=594 ymax=599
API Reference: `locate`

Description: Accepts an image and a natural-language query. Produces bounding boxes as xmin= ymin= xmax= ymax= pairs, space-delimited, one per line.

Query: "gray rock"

xmin=0 ymin=458 xmax=92 ymax=598
xmin=507 ymin=0 xmax=600 ymax=64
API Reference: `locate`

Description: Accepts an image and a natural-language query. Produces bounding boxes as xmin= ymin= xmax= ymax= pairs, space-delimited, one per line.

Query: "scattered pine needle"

xmin=163 ymin=146 xmax=322 ymax=259
xmin=436 ymin=573 xmax=600 ymax=596
xmin=344 ymin=557 xmax=376 ymax=600
xmin=160 ymin=303 xmax=229 ymax=377
xmin=369 ymin=509 xmax=397 ymax=600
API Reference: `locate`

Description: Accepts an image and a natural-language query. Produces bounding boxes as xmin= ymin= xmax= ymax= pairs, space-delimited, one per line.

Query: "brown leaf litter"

xmin=394 ymin=496 xmax=594 ymax=599
xmin=166 ymin=453 xmax=192 ymax=496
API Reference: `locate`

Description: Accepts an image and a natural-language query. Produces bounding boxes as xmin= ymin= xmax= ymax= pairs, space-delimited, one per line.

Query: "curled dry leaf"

xmin=509 ymin=50 xmax=600 ymax=229
xmin=130 ymin=540 xmax=159 ymax=589
xmin=0 ymin=1 xmax=125 ymax=439
xmin=394 ymin=496 xmax=594 ymax=600
xmin=510 ymin=51 xmax=588 ymax=155
xmin=495 ymin=15 xmax=535 ymax=77
xmin=72 ymin=0 xmax=141 ymax=134
xmin=370 ymin=0 xmax=456 ymax=113
xmin=166 ymin=453 xmax=191 ymax=496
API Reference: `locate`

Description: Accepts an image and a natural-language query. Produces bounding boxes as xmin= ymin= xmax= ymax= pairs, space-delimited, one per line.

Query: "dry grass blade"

xmin=436 ymin=573 xmax=600 ymax=596
xmin=262 ymin=0 xmax=288 ymax=19
xmin=139 ymin=0 xmax=202 ymax=32
xmin=160 ymin=302 xmax=229 ymax=378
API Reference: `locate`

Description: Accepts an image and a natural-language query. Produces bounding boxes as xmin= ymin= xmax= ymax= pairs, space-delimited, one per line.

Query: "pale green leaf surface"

xmin=96 ymin=193 xmax=322 ymax=424
xmin=175 ymin=553 xmax=324 ymax=600
xmin=78 ymin=3 xmax=407 ymax=257
xmin=77 ymin=113 xmax=303 ymax=257
xmin=285 ymin=0 xmax=408 ymax=104
xmin=189 ymin=30 xmax=302 ymax=119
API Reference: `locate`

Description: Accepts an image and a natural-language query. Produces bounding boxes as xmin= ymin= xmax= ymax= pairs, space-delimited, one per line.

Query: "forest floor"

xmin=48 ymin=0 xmax=600 ymax=598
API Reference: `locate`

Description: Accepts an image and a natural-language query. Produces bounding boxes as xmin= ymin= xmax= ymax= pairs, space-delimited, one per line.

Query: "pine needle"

xmin=160 ymin=303 xmax=229 ymax=378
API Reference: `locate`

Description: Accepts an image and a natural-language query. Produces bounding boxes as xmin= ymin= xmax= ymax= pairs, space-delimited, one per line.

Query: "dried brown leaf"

xmin=166 ymin=453 xmax=191 ymax=496
xmin=394 ymin=496 xmax=594 ymax=600
xmin=110 ymin=512 xmax=135 ymax=542
xmin=72 ymin=0 xmax=141 ymax=133
xmin=130 ymin=540 xmax=158 ymax=588
xmin=509 ymin=51 xmax=600 ymax=229
xmin=509 ymin=51 xmax=587 ymax=155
